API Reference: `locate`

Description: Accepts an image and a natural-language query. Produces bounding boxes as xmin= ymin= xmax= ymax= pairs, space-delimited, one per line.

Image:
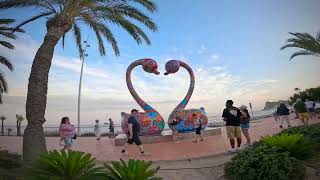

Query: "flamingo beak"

xmin=154 ymin=70 xmax=160 ymax=75
xmin=164 ymin=71 xmax=169 ymax=75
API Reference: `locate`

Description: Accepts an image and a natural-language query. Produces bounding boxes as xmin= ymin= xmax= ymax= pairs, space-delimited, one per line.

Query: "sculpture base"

xmin=114 ymin=127 xmax=221 ymax=146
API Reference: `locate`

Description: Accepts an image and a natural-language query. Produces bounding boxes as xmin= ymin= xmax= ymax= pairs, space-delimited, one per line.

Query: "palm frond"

xmin=0 ymin=56 xmax=14 ymax=71
xmin=289 ymin=50 xmax=315 ymax=61
xmin=13 ymin=11 xmax=54 ymax=32
xmin=0 ymin=31 xmax=15 ymax=39
xmin=122 ymin=0 xmax=157 ymax=12
xmin=0 ymin=40 xmax=14 ymax=49
xmin=61 ymin=32 xmax=66 ymax=49
xmin=0 ymin=18 xmax=15 ymax=24
xmin=72 ymin=23 xmax=84 ymax=58
xmin=0 ymin=72 xmax=8 ymax=93
xmin=0 ymin=0 xmax=57 ymax=11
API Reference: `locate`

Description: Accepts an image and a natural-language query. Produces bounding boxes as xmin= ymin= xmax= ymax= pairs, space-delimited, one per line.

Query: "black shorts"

xmin=127 ymin=134 xmax=142 ymax=145
xmin=196 ymin=127 xmax=201 ymax=135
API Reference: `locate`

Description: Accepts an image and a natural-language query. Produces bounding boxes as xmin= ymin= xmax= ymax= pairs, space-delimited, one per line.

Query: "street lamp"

xmin=77 ymin=36 xmax=90 ymax=135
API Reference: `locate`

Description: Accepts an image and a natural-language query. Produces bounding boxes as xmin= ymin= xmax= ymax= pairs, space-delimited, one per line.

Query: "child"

xmin=59 ymin=117 xmax=75 ymax=151
xmin=94 ymin=119 xmax=101 ymax=140
xmin=193 ymin=113 xmax=204 ymax=143
xmin=169 ymin=115 xmax=180 ymax=143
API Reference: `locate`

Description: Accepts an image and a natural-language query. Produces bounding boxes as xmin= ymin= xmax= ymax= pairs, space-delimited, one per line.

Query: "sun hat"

xmin=239 ymin=105 xmax=247 ymax=110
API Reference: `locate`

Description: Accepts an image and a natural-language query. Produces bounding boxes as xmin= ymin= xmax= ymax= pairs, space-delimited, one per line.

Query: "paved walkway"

xmin=0 ymin=115 xmax=319 ymax=162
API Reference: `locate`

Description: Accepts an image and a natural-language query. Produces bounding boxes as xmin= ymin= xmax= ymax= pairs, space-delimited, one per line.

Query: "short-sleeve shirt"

xmin=294 ymin=102 xmax=307 ymax=113
xmin=222 ymin=106 xmax=241 ymax=126
xmin=128 ymin=116 xmax=140 ymax=135
xmin=305 ymin=101 xmax=314 ymax=109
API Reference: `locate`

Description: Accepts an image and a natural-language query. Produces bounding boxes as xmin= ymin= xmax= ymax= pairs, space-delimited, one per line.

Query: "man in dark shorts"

xmin=121 ymin=109 xmax=148 ymax=155
xmin=222 ymin=100 xmax=242 ymax=151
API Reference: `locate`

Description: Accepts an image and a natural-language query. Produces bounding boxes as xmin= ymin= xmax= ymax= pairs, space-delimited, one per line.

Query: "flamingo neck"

xmin=126 ymin=59 xmax=155 ymax=112
xmin=174 ymin=61 xmax=195 ymax=110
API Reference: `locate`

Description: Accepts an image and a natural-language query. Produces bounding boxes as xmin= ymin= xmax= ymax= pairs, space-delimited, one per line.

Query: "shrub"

xmin=104 ymin=159 xmax=162 ymax=180
xmin=0 ymin=149 xmax=23 ymax=180
xmin=225 ymin=145 xmax=304 ymax=180
xmin=25 ymin=150 xmax=104 ymax=180
xmin=280 ymin=123 xmax=320 ymax=143
xmin=262 ymin=134 xmax=317 ymax=160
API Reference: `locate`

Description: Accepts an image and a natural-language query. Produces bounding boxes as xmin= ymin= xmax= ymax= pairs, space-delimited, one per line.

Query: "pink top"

xmin=59 ymin=124 xmax=75 ymax=138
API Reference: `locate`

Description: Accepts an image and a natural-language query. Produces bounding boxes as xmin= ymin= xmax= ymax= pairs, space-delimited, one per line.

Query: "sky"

xmin=0 ymin=0 xmax=320 ymax=126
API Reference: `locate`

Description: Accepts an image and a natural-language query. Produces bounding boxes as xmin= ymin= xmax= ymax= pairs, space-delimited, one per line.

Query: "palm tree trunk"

xmin=23 ymin=20 xmax=67 ymax=160
xmin=16 ymin=121 xmax=19 ymax=136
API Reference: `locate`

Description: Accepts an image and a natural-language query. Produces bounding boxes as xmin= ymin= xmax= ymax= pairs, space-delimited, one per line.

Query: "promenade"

xmin=0 ymin=114 xmax=319 ymax=162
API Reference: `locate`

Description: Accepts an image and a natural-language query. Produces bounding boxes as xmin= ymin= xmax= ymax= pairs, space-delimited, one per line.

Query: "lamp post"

xmin=77 ymin=36 xmax=90 ymax=135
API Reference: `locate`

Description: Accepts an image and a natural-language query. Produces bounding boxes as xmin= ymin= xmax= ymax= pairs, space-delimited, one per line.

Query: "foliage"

xmin=0 ymin=0 xmax=158 ymax=58
xmin=281 ymin=32 xmax=320 ymax=61
xmin=0 ymin=18 xmax=24 ymax=104
xmin=262 ymin=134 xmax=317 ymax=160
xmin=0 ymin=149 xmax=23 ymax=180
xmin=104 ymin=158 xmax=162 ymax=180
xmin=280 ymin=123 xmax=320 ymax=144
xmin=15 ymin=114 xmax=24 ymax=136
xmin=25 ymin=150 xmax=104 ymax=180
xmin=289 ymin=86 xmax=320 ymax=104
xmin=225 ymin=145 xmax=305 ymax=180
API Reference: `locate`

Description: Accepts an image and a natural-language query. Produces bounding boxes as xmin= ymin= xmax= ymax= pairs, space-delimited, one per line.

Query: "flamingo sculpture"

xmin=164 ymin=60 xmax=208 ymax=132
xmin=121 ymin=58 xmax=165 ymax=136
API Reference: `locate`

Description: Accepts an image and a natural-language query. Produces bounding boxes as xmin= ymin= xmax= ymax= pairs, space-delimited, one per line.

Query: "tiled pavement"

xmin=0 ymin=114 xmax=319 ymax=162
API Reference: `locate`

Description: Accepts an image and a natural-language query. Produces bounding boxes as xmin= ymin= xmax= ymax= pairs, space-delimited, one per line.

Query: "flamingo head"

xmin=164 ymin=60 xmax=180 ymax=75
xmin=142 ymin=58 xmax=160 ymax=75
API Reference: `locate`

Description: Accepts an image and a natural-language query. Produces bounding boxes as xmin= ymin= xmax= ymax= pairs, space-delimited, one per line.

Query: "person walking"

xmin=294 ymin=98 xmax=310 ymax=125
xmin=121 ymin=109 xmax=149 ymax=155
xmin=305 ymin=99 xmax=316 ymax=119
xmin=169 ymin=115 xmax=180 ymax=143
xmin=193 ymin=113 xmax=204 ymax=143
xmin=59 ymin=117 xmax=75 ymax=151
xmin=94 ymin=119 xmax=101 ymax=140
xmin=276 ymin=103 xmax=291 ymax=128
xmin=109 ymin=118 xmax=115 ymax=138
xmin=222 ymin=100 xmax=242 ymax=151
xmin=239 ymin=105 xmax=251 ymax=146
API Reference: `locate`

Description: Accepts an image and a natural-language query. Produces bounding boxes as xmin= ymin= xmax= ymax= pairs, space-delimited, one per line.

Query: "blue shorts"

xmin=240 ymin=123 xmax=250 ymax=129
xmin=64 ymin=138 xmax=73 ymax=146
xmin=308 ymin=108 xmax=315 ymax=112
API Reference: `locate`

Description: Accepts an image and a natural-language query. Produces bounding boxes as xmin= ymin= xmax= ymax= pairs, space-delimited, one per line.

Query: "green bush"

xmin=0 ymin=149 xmax=23 ymax=180
xmin=280 ymin=123 xmax=320 ymax=143
xmin=262 ymin=134 xmax=317 ymax=160
xmin=225 ymin=145 xmax=305 ymax=180
xmin=104 ymin=159 xmax=162 ymax=180
xmin=25 ymin=150 xmax=104 ymax=180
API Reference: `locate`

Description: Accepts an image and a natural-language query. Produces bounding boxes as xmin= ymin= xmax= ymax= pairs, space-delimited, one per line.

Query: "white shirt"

xmin=305 ymin=101 xmax=314 ymax=109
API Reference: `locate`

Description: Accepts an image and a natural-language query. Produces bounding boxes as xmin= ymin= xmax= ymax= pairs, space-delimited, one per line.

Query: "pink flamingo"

xmin=164 ymin=60 xmax=208 ymax=132
xmin=121 ymin=58 xmax=165 ymax=136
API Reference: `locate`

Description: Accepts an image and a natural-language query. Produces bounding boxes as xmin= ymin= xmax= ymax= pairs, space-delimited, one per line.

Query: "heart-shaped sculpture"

xmin=121 ymin=59 xmax=208 ymax=136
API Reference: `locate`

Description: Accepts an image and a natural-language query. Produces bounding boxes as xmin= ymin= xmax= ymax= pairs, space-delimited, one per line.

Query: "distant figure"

xmin=305 ymin=99 xmax=316 ymax=119
xmin=276 ymin=103 xmax=291 ymax=128
xmin=94 ymin=119 xmax=101 ymax=140
xmin=193 ymin=113 xmax=204 ymax=143
xmin=294 ymin=98 xmax=309 ymax=125
xmin=169 ymin=115 xmax=180 ymax=143
xmin=273 ymin=110 xmax=279 ymax=121
xmin=239 ymin=105 xmax=251 ymax=146
xmin=121 ymin=109 xmax=149 ymax=155
xmin=109 ymin=118 xmax=115 ymax=137
xmin=200 ymin=107 xmax=207 ymax=116
xmin=59 ymin=117 xmax=75 ymax=151
xmin=222 ymin=100 xmax=242 ymax=151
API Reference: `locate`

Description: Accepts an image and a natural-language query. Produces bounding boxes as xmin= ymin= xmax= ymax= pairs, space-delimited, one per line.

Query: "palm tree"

xmin=15 ymin=114 xmax=24 ymax=136
xmin=0 ymin=18 xmax=24 ymax=104
xmin=294 ymin=88 xmax=300 ymax=93
xmin=281 ymin=32 xmax=320 ymax=61
xmin=0 ymin=0 xmax=158 ymax=160
xmin=0 ymin=115 xmax=6 ymax=136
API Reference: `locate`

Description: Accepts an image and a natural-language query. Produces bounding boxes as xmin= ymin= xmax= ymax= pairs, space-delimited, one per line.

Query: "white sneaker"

xmin=228 ymin=148 xmax=236 ymax=152
xmin=140 ymin=152 xmax=151 ymax=156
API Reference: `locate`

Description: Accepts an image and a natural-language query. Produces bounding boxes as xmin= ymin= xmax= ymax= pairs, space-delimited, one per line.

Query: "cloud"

xmin=197 ymin=44 xmax=207 ymax=54
xmin=210 ymin=53 xmax=220 ymax=61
